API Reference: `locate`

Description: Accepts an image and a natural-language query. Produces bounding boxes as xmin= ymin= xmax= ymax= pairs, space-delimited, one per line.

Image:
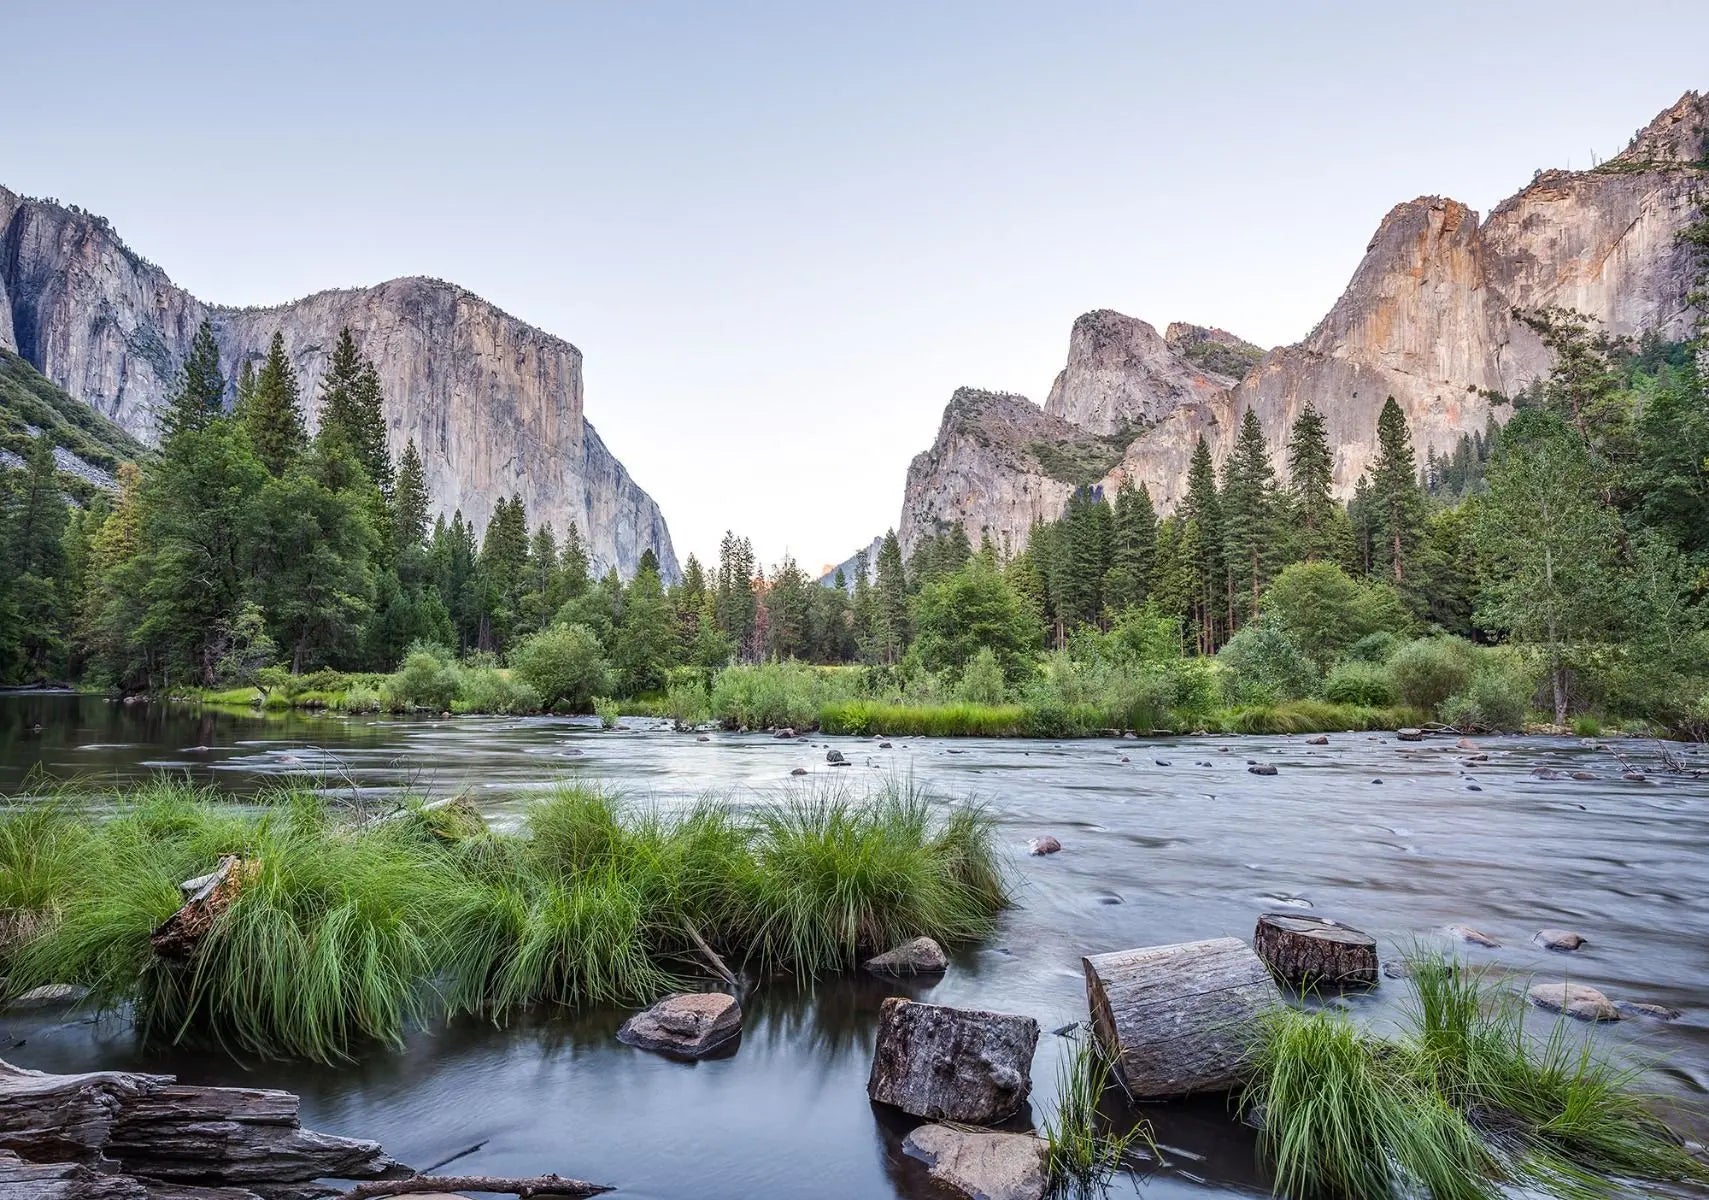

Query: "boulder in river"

xmin=1397 ymin=728 xmax=1424 ymax=742
xmin=618 ymin=992 xmax=742 ymax=1058
xmin=790 ymin=767 xmax=808 ymax=776
xmin=902 ymin=1124 xmax=1048 ymax=1200
xmin=1614 ymin=1000 xmax=1680 ymax=1021
xmin=1247 ymin=764 xmax=1278 ymax=776
xmin=1529 ymin=982 xmax=1619 ymax=1022
xmin=864 ymin=936 xmax=948 ymax=976
xmin=1305 ymin=735 xmax=1328 ymax=745
xmin=1028 ymin=835 xmax=1061 ymax=856
xmin=1535 ymin=929 xmax=1586 ymax=952
xmin=867 ymin=998 xmax=1038 ymax=1124
xmin=1083 ymin=937 xmax=1281 ymax=1098
xmin=774 ymin=727 xmax=796 ymax=739
xmin=826 ymin=749 xmax=848 ymax=765
xmin=1253 ymin=913 xmax=1378 ymax=987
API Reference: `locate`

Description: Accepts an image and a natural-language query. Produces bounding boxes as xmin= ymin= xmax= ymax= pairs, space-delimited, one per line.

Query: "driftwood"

xmin=1253 ymin=913 xmax=1378 ymax=988
xmin=0 ymin=1060 xmax=404 ymax=1185
xmin=867 ymin=997 xmax=1038 ymax=1124
xmin=1083 ymin=937 xmax=1281 ymax=1098
xmin=150 ymin=856 xmax=254 ymax=960
xmin=0 ymin=1150 xmax=149 ymax=1200
xmin=338 ymin=1175 xmax=612 ymax=1199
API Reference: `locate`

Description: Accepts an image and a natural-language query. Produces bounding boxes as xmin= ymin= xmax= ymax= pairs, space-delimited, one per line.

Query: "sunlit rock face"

xmin=0 ymin=189 xmax=677 ymax=580
xmin=897 ymin=91 xmax=1706 ymax=554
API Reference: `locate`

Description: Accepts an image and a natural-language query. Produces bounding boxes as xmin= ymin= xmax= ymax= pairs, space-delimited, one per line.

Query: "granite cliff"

xmin=896 ymin=91 xmax=1707 ymax=557
xmin=0 ymin=188 xmax=677 ymax=579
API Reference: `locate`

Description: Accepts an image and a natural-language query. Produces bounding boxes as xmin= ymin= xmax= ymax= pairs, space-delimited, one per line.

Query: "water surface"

xmin=3 ymin=694 xmax=1707 ymax=1198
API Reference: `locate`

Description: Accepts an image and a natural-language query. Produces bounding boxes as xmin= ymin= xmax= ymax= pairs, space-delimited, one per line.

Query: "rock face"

xmin=893 ymin=91 xmax=1707 ymax=558
xmin=0 ymin=188 xmax=677 ymax=580
xmin=902 ymin=1124 xmax=1049 ymax=1200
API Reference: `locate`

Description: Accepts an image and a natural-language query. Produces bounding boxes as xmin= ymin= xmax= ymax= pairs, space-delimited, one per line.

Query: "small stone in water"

xmin=1467 ymin=784 xmax=1482 ymax=791
xmin=1305 ymin=735 xmax=1328 ymax=746
xmin=1535 ymin=929 xmax=1586 ymax=952
xmin=1529 ymin=982 xmax=1619 ymax=1022
xmin=1248 ymin=764 xmax=1278 ymax=776
xmin=1028 ymin=836 xmax=1062 ymax=855
xmin=790 ymin=767 xmax=808 ymax=776
xmin=1155 ymin=759 xmax=1170 ymax=766
xmin=1448 ymin=924 xmax=1500 ymax=948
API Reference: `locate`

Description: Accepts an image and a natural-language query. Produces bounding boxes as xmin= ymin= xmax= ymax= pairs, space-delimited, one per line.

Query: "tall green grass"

xmin=1246 ymin=954 xmax=1707 ymax=1199
xmin=1201 ymin=701 xmax=1427 ymax=735
xmin=819 ymin=701 xmax=1033 ymax=737
xmin=0 ymin=776 xmax=1008 ymax=1063
xmin=1042 ymin=1033 xmax=1150 ymax=1197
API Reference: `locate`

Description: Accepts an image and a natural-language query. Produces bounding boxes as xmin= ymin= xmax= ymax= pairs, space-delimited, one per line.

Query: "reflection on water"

xmin=2 ymin=694 xmax=1707 ymax=1198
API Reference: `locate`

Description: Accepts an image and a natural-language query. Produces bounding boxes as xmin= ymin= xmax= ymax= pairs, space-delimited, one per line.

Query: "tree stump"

xmin=866 ymin=998 xmax=1038 ymax=1124
xmin=1082 ymin=937 xmax=1280 ymax=1098
xmin=150 ymin=857 xmax=255 ymax=960
xmin=1253 ymin=914 xmax=1379 ymax=988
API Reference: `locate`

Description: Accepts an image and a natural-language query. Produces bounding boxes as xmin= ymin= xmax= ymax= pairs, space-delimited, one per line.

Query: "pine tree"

xmin=873 ymin=530 xmax=909 ymax=664
xmin=1105 ymin=479 xmax=1157 ymax=612
xmin=1287 ymin=401 xmax=1336 ymax=561
xmin=1057 ymin=487 xmax=1112 ymax=628
xmin=1370 ymin=397 xmax=1426 ymax=585
xmin=614 ymin=563 xmax=676 ymax=693
xmin=560 ymin=522 xmax=591 ymax=600
xmin=244 ymin=333 xmax=307 ymax=475
xmin=317 ymin=328 xmax=393 ymax=496
xmin=1220 ymin=409 xmax=1279 ymax=623
xmin=392 ymin=439 xmax=430 ymax=550
xmin=715 ymin=531 xmax=759 ymax=657
xmin=160 ymin=320 xmax=225 ymax=442
xmin=1181 ymin=437 xmax=1224 ymax=652
xmin=762 ymin=556 xmax=814 ymax=660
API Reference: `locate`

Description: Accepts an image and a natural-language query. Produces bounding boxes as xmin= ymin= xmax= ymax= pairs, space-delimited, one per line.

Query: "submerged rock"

xmin=617 ymin=991 xmax=742 ymax=1057
xmin=1529 ymin=982 xmax=1619 ymax=1022
xmin=790 ymin=767 xmax=808 ymax=776
xmin=1614 ymin=1000 xmax=1681 ymax=1021
xmin=1535 ymin=929 xmax=1586 ymax=952
xmin=9 ymin=983 xmax=88 ymax=1007
xmin=1028 ymin=836 xmax=1062 ymax=856
xmin=1447 ymin=924 xmax=1500 ymax=948
xmin=1305 ymin=735 xmax=1328 ymax=746
xmin=865 ymin=936 xmax=948 ymax=976
xmin=902 ymin=1124 xmax=1048 ymax=1200
xmin=1247 ymin=764 xmax=1278 ymax=776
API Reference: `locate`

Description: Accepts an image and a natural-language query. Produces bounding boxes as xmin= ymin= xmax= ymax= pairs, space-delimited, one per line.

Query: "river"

xmin=2 ymin=692 xmax=1706 ymax=1198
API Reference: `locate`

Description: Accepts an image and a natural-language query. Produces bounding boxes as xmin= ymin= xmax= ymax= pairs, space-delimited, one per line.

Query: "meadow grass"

xmin=1200 ymin=700 xmax=1427 ymax=735
xmin=0 ymin=775 xmax=1008 ymax=1063
xmin=1246 ymin=954 xmax=1707 ymax=1199
xmin=818 ymin=701 xmax=1034 ymax=737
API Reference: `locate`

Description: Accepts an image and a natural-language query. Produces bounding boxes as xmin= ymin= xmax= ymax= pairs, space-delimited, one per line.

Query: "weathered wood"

xmin=338 ymin=1175 xmax=612 ymax=1199
xmin=0 ymin=1060 xmax=405 ymax=1185
xmin=1082 ymin=937 xmax=1281 ymax=1098
xmin=151 ymin=856 xmax=254 ymax=960
xmin=866 ymin=998 xmax=1038 ymax=1124
xmin=0 ymin=1151 xmax=149 ymax=1200
xmin=1253 ymin=913 xmax=1378 ymax=988
xmin=110 ymin=1084 xmax=405 ymax=1183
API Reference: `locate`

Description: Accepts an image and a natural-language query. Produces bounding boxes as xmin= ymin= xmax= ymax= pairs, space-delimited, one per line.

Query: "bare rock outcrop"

xmin=891 ymin=91 xmax=1707 ymax=554
xmin=0 ymin=188 xmax=676 ymax=580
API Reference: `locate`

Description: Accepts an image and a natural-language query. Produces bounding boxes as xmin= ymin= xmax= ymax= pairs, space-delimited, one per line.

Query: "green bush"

xmin=509 ymin=624 xmax=610 ymax=711
xmin=384 ymin=648 xmax=463 ymax=712
xmin=1386 ymin=636 xmax=1477 ymax=715
xmin=1217 ymin=621 xmax=1320 ymax=705
xmin=453 ymin=666 xmax=542 ymax=715
xmin=1346 ymin=631 xmax=1402 ymax=664
xmin=956 ymin=647 xmax=1009 ymax=704
xmin=1442 ymin=661 xmax=1532 ymax=732
xmin=708 ymin=660 xmax=861 ymax=729
xmin=1323 ymin=661 xmax=1395 ymax=707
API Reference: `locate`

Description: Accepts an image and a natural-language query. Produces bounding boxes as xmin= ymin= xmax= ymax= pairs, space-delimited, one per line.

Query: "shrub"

xmin=1217 ymin=621 xmax=1320 ymax=705
xmin=956 ymin=647 xmax=1009 ymax=704
xmin=454 ymin=666 xmax=542 ymax=715
xmin=1386 ymin=636 xmax=1477 ymax=715
xmin=384 ymin=648 xmax=463 ymax=711
xmin=1572 ymin=714 xmax=1603 ymax=737
xmin=509 ymin=624 xmax=610 ymax=711
xmin=708 ymin=661 xmax=861 ymax=729
xmin=1323 ymin=661 xmax=1395 ymax=707
xmin=1442 ymin=662 xmax=1532 ymax=732
xmin=1346 ymin=631 xmax=1402 ymax=664
xmin=594 ymin=696 xmax=621 ymax=729
xmin=1263 ymin=562 xmax=1411 ymax=671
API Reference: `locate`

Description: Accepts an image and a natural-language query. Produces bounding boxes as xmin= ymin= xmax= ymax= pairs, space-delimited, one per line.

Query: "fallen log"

xmin=1083 ymin=937 xmax=1280 ymax=1098
xmin=0 ymin=1150 xmax=149 ymax=1200
xmin=337 ymin=1176 xmax=612 ymax=1199
xmin=0 ymin=1060 xmax=405 ymax=1185
xmin=151 ymin=856 xmax=254 ymax=960
xmin=1253 ymin=913 xmax=1378 ymax=988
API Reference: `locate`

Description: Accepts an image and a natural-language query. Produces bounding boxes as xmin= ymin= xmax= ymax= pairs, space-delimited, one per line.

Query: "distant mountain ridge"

xmin=890 ymin=90 xmax=1708 ymax=559
xmin=0 ymin=189 xmax=677 ymax=580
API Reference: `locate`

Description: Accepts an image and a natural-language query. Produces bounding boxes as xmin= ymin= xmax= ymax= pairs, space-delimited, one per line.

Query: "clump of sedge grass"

xmin=1246 ymin=953 xmax=1707 ymax=1199
xmin=1042 ymin=1032 xmax=1150 ymax=1197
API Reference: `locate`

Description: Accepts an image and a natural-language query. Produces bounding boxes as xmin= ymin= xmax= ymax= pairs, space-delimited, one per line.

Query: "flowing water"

xmin=3 ymin=692 xmax=1707 ymax=1198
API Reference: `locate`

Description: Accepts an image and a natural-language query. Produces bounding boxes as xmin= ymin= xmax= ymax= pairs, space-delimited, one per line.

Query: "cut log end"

xmin=1253 ymin=913 xmax=1379 ymax=988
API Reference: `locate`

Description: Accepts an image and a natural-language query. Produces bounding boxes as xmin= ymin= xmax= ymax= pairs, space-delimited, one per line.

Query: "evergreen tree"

xmin=1286 ymin=401 xmax=1336 ymax=561
xmin=1221 ymin=409 xmax=1280 ymax=622
xmin=1105 ymin=479 xmax=1157 ymax=612
xmin=520 ymin=524 xmax=561 ymax=631
xmin=244 ymin=333 xmax=307 ymax=475
xmin=613 ymin=564 xmax=676 ymax=693
xmin=317 ymin=328 xmax=393 ymax=496
xmin=1370 ymin=397 xmax=1426 ymax=586
xmin=560 ymin=521 xmax=591 ymax=600
xmin=715 ymin=530 xmax=760 ymax=657
xmin=476 ymin=495 xmax=529 ymax=652
xmin=1181 ymin=437 xmax=1224 ymax=652
xmin=160 ymin=320 xmax=225 ymax=442
xmin=391 ymin=439 xmax=430 ymax=551
xmin=1 ymin=435 xmax=71 ymax=677
xmin=873 ymin=529 xmax=909 ymax=664
xmin=762 ymin=556 xmax=815 ymax=660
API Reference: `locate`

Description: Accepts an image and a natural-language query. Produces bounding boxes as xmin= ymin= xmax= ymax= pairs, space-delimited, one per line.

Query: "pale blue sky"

xmin=4 ymin=1 xmax=1704 ymax=570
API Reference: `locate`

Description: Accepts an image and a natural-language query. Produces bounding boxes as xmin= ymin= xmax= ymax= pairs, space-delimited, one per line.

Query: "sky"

xmin=3 ymin=1 xmax=1705 ymax=572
